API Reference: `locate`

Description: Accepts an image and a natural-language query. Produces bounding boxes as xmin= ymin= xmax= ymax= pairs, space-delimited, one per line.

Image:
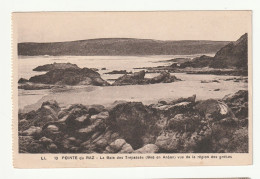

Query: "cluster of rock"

xmin=112 ymin=70 xmax=180 ymax=86
xmin=19 ymin=63 xmax=110 ymax=87
xmin=19 ymin=90 xmax=248 ymax=153
xmin=19 ymin=64 xmax=182 ymax=90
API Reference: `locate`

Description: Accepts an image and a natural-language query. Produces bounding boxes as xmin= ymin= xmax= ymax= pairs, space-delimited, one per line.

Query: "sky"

xmin=13 ymin=11 xmax=251 ymax=43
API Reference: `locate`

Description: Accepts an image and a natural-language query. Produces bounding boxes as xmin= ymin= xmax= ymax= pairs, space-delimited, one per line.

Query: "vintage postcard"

xmin=12 ymin=11 xmax=252 ymax=168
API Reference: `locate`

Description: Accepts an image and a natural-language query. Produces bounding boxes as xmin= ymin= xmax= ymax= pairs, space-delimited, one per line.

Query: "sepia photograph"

xmin=12 ymin=11 xmax=252 ymax=167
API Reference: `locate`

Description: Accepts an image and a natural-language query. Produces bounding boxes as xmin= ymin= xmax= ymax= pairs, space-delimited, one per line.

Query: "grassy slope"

xmin=18 ymin=38 xmax=230 ymax=56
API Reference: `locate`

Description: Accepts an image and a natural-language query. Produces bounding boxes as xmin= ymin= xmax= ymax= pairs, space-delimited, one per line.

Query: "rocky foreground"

xmin=19 ymin=90 xmax=248 ymax=153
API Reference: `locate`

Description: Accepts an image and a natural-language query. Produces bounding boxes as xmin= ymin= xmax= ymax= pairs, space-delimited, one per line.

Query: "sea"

xmin=18 ymin=55 xmax=248 ymax=112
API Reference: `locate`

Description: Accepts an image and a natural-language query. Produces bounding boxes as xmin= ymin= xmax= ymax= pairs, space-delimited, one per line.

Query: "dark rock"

xmin=168 ymin=94 xmax=196 ymax=105
xmin=88 ymin=105 xmax=105 ymax=115
xmin=167 ymin=113 xmax=201 ymax=132
xmin=101 ymin=68 xmax=106 ymax=70
xmin=90 ymin=111 xmax=109 ymax=122
xmin=214 ymin=89 xmax=220 ymax=91
xmin=222 ymin=90 xmax=248 ymax=120
xmin=65 ymin=106 xmax=89 ymax=129
xmin=105 ymin=70 xmax=132 ymax=75
xmin=152 ymin=101 xmax=194 ymax=119
xmin=18 ymin=78 xmax=29 ymax=83
xmin=18 ymin=90 xmax=248 ymax=154
xmin=118 ymin=143 xmax=134 ymax=153
xmin=195 ymin=99 xmax=236 ymax=122
xmin=201 ymin=80 xmax=220 ymax=83
xmin=134 ymin=144 xmax=159 ymax=153
xmin=29 ymin=67 xmax=109 ymax=86
xmin=20 ymin=126 xmax=42 ymax=137
xmin=19 ymin=119 xmax=30 ymax=131
xmin=77 ymin=119 xmax=106 ymax=139
xmin=105 ymin=139 xmax=131 ymax=153
xmin=112 ymin=70 xmax=180 ymax=86
xmin=109 ymin=102 xmax=159 ymax=149
xmin=61 ymin=137 xmax=81 ymax=151
xmin=39 ymin=137 xmax=53 ymax=145
xmin=112 ymin=70 xmax=146 ymax=86
xmin=47 ymin=143 xmax=58 ymax=152
xmin=155 ymin=131 xmax=179 ymax=152
xmin=20 ymin=100 xmax=60 ymax=130
xmin=41 ymin=100 xmax=60 ymax=113
xmin=148 ymin=71 xmax=179 ymax=84
xmin=33 ymin=62 xmax=79 ymax=71
xmin=178 ymin=55 xmax=213 ymax=68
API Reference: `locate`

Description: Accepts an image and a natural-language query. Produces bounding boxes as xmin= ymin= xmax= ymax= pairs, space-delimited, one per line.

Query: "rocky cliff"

xmin=171 ymin=33 xmax=248 ymax=70
xmin=210 ymin=33 xmax=248 ymax=69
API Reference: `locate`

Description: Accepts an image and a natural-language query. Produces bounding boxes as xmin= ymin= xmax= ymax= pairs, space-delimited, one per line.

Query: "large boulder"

xmin=223 ymin=90 xmax=248 ymax=120
xmin=195 ymin=99 xmax=236 ymax=122
xmin=20 ymin=126 xmax=42 ymax=137
xmin=77 ymin=119 xmax=106 ymax=139
xmin=167 ymin=113 xmax=201 ymax=132
xmin=33 ymin=62 xmax=80 ymax=71
xmin=105 ymin=139 xmax=133 ymax=153
xmin=32 ymin=101 xmax=60 ymax=127
xmin=19 ymin=100 xmax=60 ymax=130
xmin=148 ymin=71 xmax=179 ymax=84
xmin=109 ymin=102 xmax=159 ymax=149
xmin=112 ymin=70 xmax=146 ymax=86
xmin=105 ymin=70 xmax=132 ymax=75
xmin=134 ymin=144 xmax=159 ymax=153
xmin=29 ymin=67 xmax=109 ymax=86
xmin=155 ymin=131 xmax=179 ymax=152
xmin=177 ymin=55 xmax=213 ymax=68
xmin=64 ymin=106 xmax=89 ymax=129
xmin=112 ymin=70 xmax=180 ymax=86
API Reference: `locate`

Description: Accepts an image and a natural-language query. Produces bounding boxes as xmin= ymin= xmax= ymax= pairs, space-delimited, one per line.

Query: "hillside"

xmin=210 ymin=33 xmax=248 ymax=69
xmin=18 ymin=38 xmax=230 ymax=56
xmin=169 ymin=33 xmax=248 ymax=70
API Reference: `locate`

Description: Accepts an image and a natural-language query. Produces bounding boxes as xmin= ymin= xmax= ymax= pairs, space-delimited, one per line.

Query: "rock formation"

xmin=19 ymin=90 xmax=248 ymax=153
xmin=105 ymin=70 xmax=132 ymax=75
xmin=112 ymin=70 xmax=180 ymax=86
xmin=33 ymin=62 xmax=80 ymax=71
xmin=19 ymin=64 xmax=181 ymax=89
xmin=29 ymin=67 xmax=109 ymax=86
xmin=170 ymin=33 xmax=248 ymax=70
xmin=211 ymin=33 xmax=248 ymax=69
